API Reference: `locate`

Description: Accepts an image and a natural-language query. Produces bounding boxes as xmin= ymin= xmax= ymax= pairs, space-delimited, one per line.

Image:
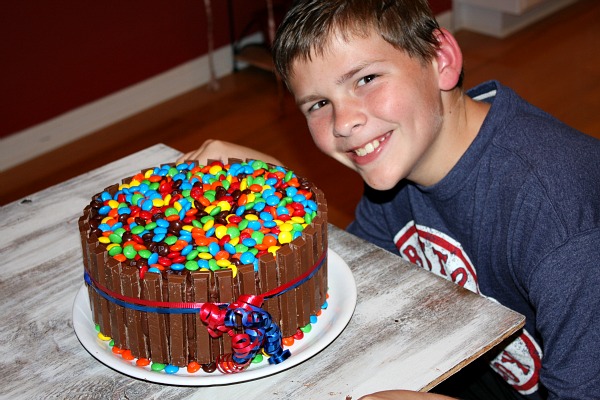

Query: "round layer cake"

xmin=78 ymin=159 xmax=328 ymax=373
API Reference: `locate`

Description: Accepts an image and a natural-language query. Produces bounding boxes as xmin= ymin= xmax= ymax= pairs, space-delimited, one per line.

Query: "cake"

xmin=78 ymin=159 xmax=328 ymax=374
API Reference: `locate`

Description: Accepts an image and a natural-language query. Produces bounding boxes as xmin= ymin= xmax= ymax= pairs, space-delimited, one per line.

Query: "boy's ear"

xmin=433 ymin=28 xmax=463 ymax=91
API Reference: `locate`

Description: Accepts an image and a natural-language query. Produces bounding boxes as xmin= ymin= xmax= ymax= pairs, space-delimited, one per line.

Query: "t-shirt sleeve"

xmin=527 ymin=229 xmax=600 ymax=398
xmin=347 ymin=194 xmax=399 ymax=254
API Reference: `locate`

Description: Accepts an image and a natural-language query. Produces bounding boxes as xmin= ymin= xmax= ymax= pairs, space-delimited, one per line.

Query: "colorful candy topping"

xmin=88 ymin=160 xmax=318 ymax=277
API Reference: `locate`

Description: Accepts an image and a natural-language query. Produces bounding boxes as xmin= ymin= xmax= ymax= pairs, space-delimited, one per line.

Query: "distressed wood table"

xmin=0 ymin=143 xmax=524 ymax=399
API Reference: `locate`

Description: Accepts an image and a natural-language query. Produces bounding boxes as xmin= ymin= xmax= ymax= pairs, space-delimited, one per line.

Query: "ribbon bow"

xmin=199 ymin=294 xmax=290 ymax=372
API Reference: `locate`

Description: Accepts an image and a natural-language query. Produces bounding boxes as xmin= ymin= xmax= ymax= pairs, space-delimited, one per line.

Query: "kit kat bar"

xmin=237 ymin=264 xmax=259 ymax=298
xmin=120 ymin=265 xmax=149 ymax=359
xmin=214 ymin=269 xmax=235 ymax=357
xmin=290 ymin=236 xmax=311 ymax=328
xmin=167 ymin=273 xmax=188 ymax=367
xmin=191 ymin=271 xmax=212 ymax=364
xmin=259 ymin=253 xmax=282 ymax=330
xmin=276 ymin=246 xmax=298 ymax=338
xmin=142 ymin=273 xmax=169 ymax=364
xmin=301 ymin=226 xmax=318 ymax=317
xmin=311 ymin=216 xmax=327 ymax=310
xmin=106 ymin=258 xmax=127 ymax=348
xmin=92 ymin=243 xmax=112 ymax=337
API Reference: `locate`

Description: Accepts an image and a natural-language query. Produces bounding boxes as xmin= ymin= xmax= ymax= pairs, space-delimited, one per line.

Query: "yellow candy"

xmin=209 ymin=165 xmax=223 ymax=175
xmin=106 ymin=243 xmax=119 ymax=250
xmin=227 ymin=264 xmax=238 ymax=278
xmin=217 ymin=200 xmax=231 ymax=212
xmin=107 ymin=199 xmax=119 ymax=209
xmin=245 ymin=214 xmax=259 ymax=221
xmin=152 ymin=198 xmax=164 ymax=207
xmin=279 ymin=231 xmax=293 ymax=244
xmin=216 ymin=259 xmax=231 ymax=267
xmin=279 ymin=223 xmax=293 ymax=232
xmin=144 ymin=169 xmax=153 ymax=179
xmin=229 ymin=236 xmax=240 ymax=246
xmin=98 ymin=332 xmax=111 ymax=341
xmin=268 ymin=245 xmax=281 ymax=255
xmin=163 ymin=194 xmax=172 ymax=205
xmin=198 ymin=252 xmax=213 ymax=260
xmin=182 ymin=225 xmax=194 ymax=232
xmin=215 ymin=225 xmax=228 ymax=239
xmin=291 ymin=216 xmax=305 ymax=224
xmin=174 ymin=202 xmax=182 ymax=212
xmin=98 ymin=237 xmax=111 ymax=244
xmin=203 ymin=219 xmax=215 ymax=231
xmin=240 ymin=178 xmax=248 ymax=191
xmin=101 ymin=216 xmax=114 ymax=224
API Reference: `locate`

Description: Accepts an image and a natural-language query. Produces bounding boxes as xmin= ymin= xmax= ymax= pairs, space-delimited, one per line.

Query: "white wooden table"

xmin=0 ymin=144 xmax=524 ymax=399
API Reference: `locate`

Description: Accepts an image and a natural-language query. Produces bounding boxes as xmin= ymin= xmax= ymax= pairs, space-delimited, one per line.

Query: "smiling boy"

xmin=180 ymin=1 xmax=600 ymax=399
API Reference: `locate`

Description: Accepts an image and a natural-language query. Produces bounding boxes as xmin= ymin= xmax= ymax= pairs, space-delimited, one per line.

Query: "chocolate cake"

xmin=78 ymin=159 xmax=328 ymax=374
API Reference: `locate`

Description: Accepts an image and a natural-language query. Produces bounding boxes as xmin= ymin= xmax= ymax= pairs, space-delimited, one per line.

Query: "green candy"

xmin=113 ymin=227 xmax=126 ymax=236
xmin=226 ymin=226 xmax=240 ymax=238
xmin=164 ymin=236 xmax=178 ymax=245
xmin=131 ymin=193 xmax=144 ymax=206
xmin=145 ymin=222 xmax=157 ymax=230
xmin=164 ymin=207 xmax=178 ymax=217
xmin=208 ymin=259 xmax=219 ymax=271
xmin=108 ymin=233 xmax=122 ymax=244
xmin=108 ymin=245 xmax=122 ymax=256
xmin=251 ymin=231 xmax=265 ymax=244
xmin=200 ymin=215 xmax=214 ymax=224
xmin=185 ymin=260 xmax=200 ymax=271
xmin=238 ymin=219 xmax=249 ymax=230
xmin=131 ymin=225 xmax=145 ymax=235
xmin=138 ymin=249 xmax=151 ymax=259
xmin=123 ymin=245 xmax=137 ymax=259
xmin=151 ymin=363 xmax=166 ymax=371
xmin=186 ymin=250 xmax=199 ymax=260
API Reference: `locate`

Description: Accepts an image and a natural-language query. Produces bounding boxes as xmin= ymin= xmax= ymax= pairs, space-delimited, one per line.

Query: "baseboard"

xmin=453 ymin=0 xmax=577 ymax=37
xmin=0 ymin=36 xmax=263 ymax=172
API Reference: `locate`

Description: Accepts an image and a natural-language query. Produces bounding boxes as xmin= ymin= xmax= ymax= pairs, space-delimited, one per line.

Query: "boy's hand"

xmin=358 ymin=390 xmax=456 ymax=400
xmin=177 ymin=139 xmax=284 ymax=166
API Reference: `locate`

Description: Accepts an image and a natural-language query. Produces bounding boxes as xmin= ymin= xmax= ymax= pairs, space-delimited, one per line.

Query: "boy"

xmin=180 ymin=0 xmax=600 ymax=398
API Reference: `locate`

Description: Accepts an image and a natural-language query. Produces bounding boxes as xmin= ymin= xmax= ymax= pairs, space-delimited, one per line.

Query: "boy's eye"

xmin=357 ymin=74 xmax=377 ymax=87
xmin=309 ymin=100 xmax=329 ymax=112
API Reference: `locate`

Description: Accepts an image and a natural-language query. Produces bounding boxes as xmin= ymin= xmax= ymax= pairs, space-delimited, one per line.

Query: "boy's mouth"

xmin=353 ymin=132 xmax=390 ymax=157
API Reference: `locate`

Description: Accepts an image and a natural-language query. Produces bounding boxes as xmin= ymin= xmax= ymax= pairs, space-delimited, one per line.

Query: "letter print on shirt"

xmin=393 ymin=221 xmax=542 ymax=395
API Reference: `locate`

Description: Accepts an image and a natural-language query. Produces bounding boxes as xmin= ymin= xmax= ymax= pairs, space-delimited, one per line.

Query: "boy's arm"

xmin=358 ymin=390 xmax=455 ymax=400
xmin=529 ymin=229 xmax=600 ymax=398
xmin=177 ymin=139 xmax=284 ymax=166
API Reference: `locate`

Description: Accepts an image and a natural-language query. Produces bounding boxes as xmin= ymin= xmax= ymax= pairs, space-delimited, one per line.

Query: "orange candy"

xmin=187 ymin=361 xmax=201 ymax=373
xmin=121 ymin=350 xmax=135 ymax=361
xmin=136 ymin=358 xmax=151 ymax=367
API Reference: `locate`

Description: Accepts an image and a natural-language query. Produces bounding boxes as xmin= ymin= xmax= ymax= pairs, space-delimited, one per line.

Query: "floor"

xmin=1 ymin=0 xmax=598 ymax=229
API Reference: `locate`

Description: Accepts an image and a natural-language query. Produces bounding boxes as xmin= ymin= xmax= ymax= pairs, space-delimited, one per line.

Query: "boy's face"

xmin=288 ymin=30 xmax=448 ymax=190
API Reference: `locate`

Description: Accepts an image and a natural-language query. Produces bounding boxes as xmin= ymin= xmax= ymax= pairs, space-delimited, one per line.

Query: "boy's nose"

xmin=333 ymin=104 xmax=366 ymax=137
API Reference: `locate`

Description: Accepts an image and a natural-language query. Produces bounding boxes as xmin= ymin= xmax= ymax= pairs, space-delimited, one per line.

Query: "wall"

xmin=0 ymin=0 xmax=452 ymax=140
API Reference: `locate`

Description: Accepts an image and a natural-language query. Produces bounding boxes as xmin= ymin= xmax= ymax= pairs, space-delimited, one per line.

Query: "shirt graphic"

xmin=394 ymin=221 xmax=542 ymax=395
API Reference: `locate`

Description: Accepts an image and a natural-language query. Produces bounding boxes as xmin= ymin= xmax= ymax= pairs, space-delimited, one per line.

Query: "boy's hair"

xmin=273 ymin=0 xmax=448 ymax=86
